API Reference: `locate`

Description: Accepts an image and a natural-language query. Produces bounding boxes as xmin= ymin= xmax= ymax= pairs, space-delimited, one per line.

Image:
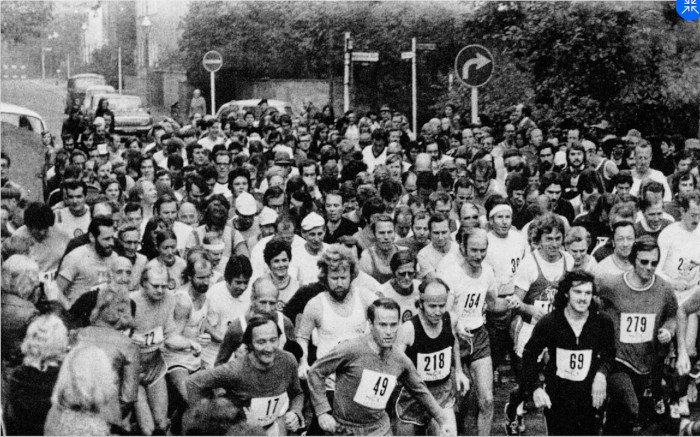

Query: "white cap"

xmin=93 ymin=116 xmax=105 ymax=127
xmin=259 ymin=206 xmax=278 ymax=226
xmin=301 ymin=212 xmax=325 ymax=231
xmin=235 ymin=192 xmax=257 ymax=216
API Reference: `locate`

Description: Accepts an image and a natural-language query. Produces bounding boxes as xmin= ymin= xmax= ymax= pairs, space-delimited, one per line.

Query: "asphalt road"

xmin=2 ymin=78 xmax=66 ymax=201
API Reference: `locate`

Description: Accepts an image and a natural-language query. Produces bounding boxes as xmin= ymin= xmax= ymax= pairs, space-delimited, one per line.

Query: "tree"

xmin=1 ymin=1 xmax=54 ymax=44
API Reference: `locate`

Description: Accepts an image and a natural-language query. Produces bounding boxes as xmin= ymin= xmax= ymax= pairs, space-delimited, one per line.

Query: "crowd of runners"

xmin=1 ymin=96 xmax=700 ymax=436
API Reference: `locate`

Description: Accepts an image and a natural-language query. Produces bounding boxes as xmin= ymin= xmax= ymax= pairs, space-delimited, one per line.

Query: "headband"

xmin=488 ymin=204 xmax=513 ymax=219
xmin=203 ymin=242 xmax=225 ymax=252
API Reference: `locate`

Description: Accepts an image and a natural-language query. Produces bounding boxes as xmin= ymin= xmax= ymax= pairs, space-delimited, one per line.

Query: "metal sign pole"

xmin=344 ymin=32 xmax=351 ymax=112
xmin=411 ymin=38 xmax=417 ymax=134
xmin=471 ymin=87 xmax=478 ymax=125
xmin=118 ymin=47 xmax=123 ymax=94
xmin=210 ymin=71 xmax=216 ymax=116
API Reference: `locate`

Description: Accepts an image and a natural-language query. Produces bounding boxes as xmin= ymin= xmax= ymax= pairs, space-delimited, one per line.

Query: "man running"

xmin=522 ymin=270 xmax=615 ymax=435
xmin=188 ymin=313 xmax=304 ymax=436
xmin=378 ymin=250 xmax=421 ymax=324
xmin=308 ymin=298 xmax=456 ymax=436
xmin=394 ymin=278 xmax=470 ymax=435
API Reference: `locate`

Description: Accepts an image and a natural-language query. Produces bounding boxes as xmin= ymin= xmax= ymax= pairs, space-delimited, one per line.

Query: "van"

xmin=65 ymin=73 xmax=106 ymax=114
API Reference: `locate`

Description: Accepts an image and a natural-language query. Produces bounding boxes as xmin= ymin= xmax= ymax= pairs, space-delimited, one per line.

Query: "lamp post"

xmin=41 ymin=32 xmax=58 ymax=80
xmin=81 ymin=23 xmax=88 ymax=64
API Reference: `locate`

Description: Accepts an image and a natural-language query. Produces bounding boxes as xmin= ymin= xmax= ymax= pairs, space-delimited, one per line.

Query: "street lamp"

xmin=81 ymin=22 xmax=88 ymax=64
xmin=141 ymin=16 xmax=152 ymax=69
xmin=41 ymin=32 xmax=59 ymax=80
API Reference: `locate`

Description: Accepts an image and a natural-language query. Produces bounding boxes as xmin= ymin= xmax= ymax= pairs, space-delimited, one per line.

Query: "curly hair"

xmin=317 ymin=244 xmax=359 ymax=284
xmin=21 ymin=314 xmax=68 ymax=371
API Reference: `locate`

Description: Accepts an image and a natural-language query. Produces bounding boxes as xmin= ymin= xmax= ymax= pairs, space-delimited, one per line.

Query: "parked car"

xmin=65 ymin=73 xmax=106 ymax=114
xmin=81 ymin=85 xmax=116 ymax=114
xmin=87 ymin=94 xmax=152 ymax=136
xmin=0 ymin=102 xmax=47 ymax=133
xmin=215 ymin=99 xmax=294 ymax=125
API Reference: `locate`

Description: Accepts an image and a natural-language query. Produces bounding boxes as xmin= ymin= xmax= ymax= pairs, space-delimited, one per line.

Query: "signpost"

xmin=454 ymin=44 xmax=494 ymax=124
xmin=352 ymin=51 xmax=379 ymax=63
xmin=402 ymin=40 xmax=436 ymax=134
xmin=202 ymin=50 xmax=223 ymax=116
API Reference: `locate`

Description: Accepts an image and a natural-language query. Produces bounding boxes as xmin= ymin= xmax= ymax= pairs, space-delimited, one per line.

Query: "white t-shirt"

xmin=657 ymin=222 xmax=700 ymax=292
xmin=592 ymin=255 xmax=632 ymax=281
xmin=361 ymin=145 xmax=387 ymax=174
xmin=629 ymin=169 xmax=672 ymax=202
xmin=292 ymin=243 xmax=329 ymax=287
xmin=201 ymin=281 xmax=252 ymax=367
xmin=378 ymin=280 xmax=420 ymax=324
xmin=484 ymin=229 xmax=528 ymax=296
xmin=58 ymin=244 xmax=116 ymax=306
xmin=54 ymin=207 xmax=91 ymax=238
xmin=250 ymin=234 xmax=307 ymax=281
xmin=417 ymin=242 xmax=459 ymax=278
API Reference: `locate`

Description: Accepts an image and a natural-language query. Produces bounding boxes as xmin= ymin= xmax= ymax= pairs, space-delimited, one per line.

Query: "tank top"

xmin=405 ymin=312 xmax=455 ymax=386
xmin=317 ymin=291 xmax=367 ymax=359
xmin=523 ymin=251 xmax=568 ymax=324
xmin=162 ymin=288 xmax=208 ymax=370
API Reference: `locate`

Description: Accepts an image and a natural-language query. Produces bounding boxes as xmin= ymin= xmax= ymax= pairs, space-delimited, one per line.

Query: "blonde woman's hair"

xmin=2 ymin=255 xmax=40 ymax=300
xmin=21 ymin=314 xmax=68 ymax=371
xmin=51 ymin=345 xmax=117 ymax=415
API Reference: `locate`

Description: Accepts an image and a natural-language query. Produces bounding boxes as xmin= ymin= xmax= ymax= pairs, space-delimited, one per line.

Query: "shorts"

xmin=396 ymin=378 xmax=455 ymax=426
xmin=459 ymin=325 xmax=491 ymax=365
xmin=139 ymin=349 xmax=167 ymax=388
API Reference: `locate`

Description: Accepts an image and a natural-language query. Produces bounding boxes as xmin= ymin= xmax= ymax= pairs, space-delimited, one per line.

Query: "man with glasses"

xmin=212 ymin=150 xmax=232 ymax=199
xmin=598 ymin=235 xmax=678 ymax=435
xmin=115 ymin=224 xmax=148 ymax=291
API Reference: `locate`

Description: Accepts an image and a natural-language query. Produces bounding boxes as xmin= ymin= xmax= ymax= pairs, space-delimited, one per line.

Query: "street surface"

xmin=2 ymin=78 xmax=65 ymax=201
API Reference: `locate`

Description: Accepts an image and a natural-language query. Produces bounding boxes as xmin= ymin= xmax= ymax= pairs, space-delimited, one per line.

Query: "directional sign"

xmin=416 ymin=43 xmax=436 ymax=51
xmin=352 ymin=51 xmax=379 ymax=63
xmin=401 ymin=51 xmax=414 ymax=60
xmin=454 ymin=44 xmax=494 ymax=88
xmin=202 ymin=50 xmax=223 ymax=73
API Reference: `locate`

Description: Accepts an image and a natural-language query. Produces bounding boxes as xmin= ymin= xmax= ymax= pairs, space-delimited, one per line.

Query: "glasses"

xmin=638 ymin=259 xmax=659 ymax=267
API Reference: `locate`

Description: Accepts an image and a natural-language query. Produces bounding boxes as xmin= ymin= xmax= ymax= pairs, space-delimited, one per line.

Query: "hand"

xmin=298 ymin=361 xmax=310 ymax=380
xmin=457 ymin=326 xmax=474 ymax=343
xmin=197 ymin=333 xmax=211 ymax=347
xmin=284 ymin=412 xmax=301 ymax=432
xmin=530 ymin=305 xmax=547 ymax=323
xmin=533 ymin=387 xmax=551 ymax=409
xmin=688 ymin=345 xmax=697 ymax=358
xmin=318 ymin=413 xmax=338 ymax=434
xmin=456 ymin=371 xmax=470 ymax=396
xmin=657 ymin=328 xmax=672 ymax=344
xmin=439 ymin=420 xmax=456 ymax=436
xmin=505 ymin=295 xmax=521 ymax=310
xmin=678 ymin=350 xmax=692 ymax=376
xmin=591 ymin=373 xmax=607 ymax=409
xmin=189 ymin=340 xmax=202 ymax=355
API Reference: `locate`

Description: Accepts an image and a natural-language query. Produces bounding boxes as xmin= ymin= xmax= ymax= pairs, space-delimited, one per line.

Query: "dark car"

xmin=88 ymin=94 xmax=152 ymax=136
xmin=65 ymin=73 xmax=106 ymax=114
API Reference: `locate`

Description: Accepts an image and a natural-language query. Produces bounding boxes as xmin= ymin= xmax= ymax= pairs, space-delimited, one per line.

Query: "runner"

xmin=394 ymin=278 xmax=470 ymax=436
xmin=378 ymin=250 xmax=421 ymax=324
xmin=592 ymin=220 xmax=635 ymax=279
xmin=308 ymin=298 xmax=456 ymax=436
xmin=417 ymin=213 xmax=458 ymax=279
xmin=521 ymin=270 xmax=615 ymax=435
xmin=436 ymin=228 xmax=515 ymax=435
xmin=598 ymin=235 xmax=678 ymax=435
xmin=145 ymin=229 xmax=186 ymax=291
xmin=188 ymin=313 xmax=304 ymax=436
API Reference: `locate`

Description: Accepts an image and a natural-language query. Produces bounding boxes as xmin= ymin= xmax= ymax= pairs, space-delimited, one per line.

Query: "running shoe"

xmin=504 ymin=402 xmax=523 ymax=436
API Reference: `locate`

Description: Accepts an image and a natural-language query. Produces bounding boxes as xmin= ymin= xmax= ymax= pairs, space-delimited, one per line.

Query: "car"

xmin=65 ymin=73 xmax=106 ymax=114
xmin=215 ymin=99 xmax=294 ymax=126
xmin=87 ymin=93 xmax=152 ymax=136
xmin=0 ymin=102 xmax=47 ymax=133
xmin=81 ymin=85 xmax=117 ymax=114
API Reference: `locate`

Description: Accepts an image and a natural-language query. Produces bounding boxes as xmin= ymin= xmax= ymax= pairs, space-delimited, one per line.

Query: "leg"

xmin=605 ymin=370 xmax=639 ymax=436
xmin=135 ymin=385 xmax=155 ymax=436
xmin=427 ymin=406 xmax=457 ymax=437
xmin=688 ymin=314 xmax=698 ymax=358
xmin=394 ymin=418 xmax=419 ymax=436
xmin=470 ymin=356 xmax=495 ymax=436
xmin=167 ymin=368 xmax=190 ymax=403
xmin=146 ymin=376 xmax=169 ymax=432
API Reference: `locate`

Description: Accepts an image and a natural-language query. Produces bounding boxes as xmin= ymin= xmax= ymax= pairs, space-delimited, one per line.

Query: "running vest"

xmin=317 ymin=291 xmax=367 ymax=359
xmin=523 ymin=251 xmax=568 ymax=324
xmin=405 ymin=312 xmax=454 ymax=386
xmin=162 ymin=288 xmax=208 ymax=370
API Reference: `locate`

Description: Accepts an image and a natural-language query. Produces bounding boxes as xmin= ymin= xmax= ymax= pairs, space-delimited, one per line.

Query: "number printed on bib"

xmin=141 ymin=326 xmax=164 ymax=347
xmin=460 ymin=292 xmax=485 ymax=328
xmin=247 ymin=393 xmax=289 ymax=427
xmin=353 ymin=369 xmax=397 ymax=409
xmin=418 ymin=347 xmax=452 ymax=381
xmin=620 ymin=313 xmax=655 ymax=344
xmin=556 ymin=348 xmax=592 ymax=382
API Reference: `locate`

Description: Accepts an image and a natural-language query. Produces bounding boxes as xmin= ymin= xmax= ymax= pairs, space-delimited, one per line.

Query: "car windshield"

xmin=106 ymin=96 xmax=143 ymax=111
xmin=1 ymin=113 xmax=44 ymax=133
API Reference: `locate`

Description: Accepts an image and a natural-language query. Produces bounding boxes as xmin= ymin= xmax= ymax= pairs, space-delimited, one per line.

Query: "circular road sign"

xmin=202 ymin=50 xmax=223 ymax=73
xmin=454 ymin=44 xmax=494 ymax=88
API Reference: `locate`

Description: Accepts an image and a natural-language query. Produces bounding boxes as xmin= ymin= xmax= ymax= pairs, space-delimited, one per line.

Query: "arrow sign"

xmin=401 ymin=51 xmax=414 ymax=60
xmin=454 ymin=44 xmax=494 ymax=88
xmin=352 ymin=51 xmax=379 ymax=62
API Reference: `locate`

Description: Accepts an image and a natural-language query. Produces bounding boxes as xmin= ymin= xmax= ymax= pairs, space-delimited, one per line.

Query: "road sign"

xmin=352 ymin=51 xmax=379 ymax=62
xmin=416 ymin=43 xmax=436 ymax=51
xmin=454 ymin=44 xmax=494 ymax=88
xmin=401 ymin=51 xmax=414 ymax=60
xmin=202 ymin=50 xmax=223 ymax=73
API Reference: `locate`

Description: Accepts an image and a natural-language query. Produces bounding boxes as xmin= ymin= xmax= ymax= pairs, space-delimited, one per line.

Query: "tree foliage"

xmin=178 ymin=1 xmax=700 ymax=137
xmin=1 ymin=1 xmax=54 ymax=44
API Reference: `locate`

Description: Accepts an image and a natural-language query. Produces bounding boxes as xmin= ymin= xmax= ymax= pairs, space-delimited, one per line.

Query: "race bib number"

xmin=40 ymin=269 xmax=58 ymax=284
xmin=246 ymin=393 xmax=289 ymax=427
xmin=353 ymin=369 xmax=397 ymax=409
xmin=460 ymin=292 xmax=485 ymax=328
xmin=620 ymin=313 xmax=655 ymax=344
xmin=556 ymin=348 xmax=592 ymax=382
xmin=534 ymin=300 xmax=553 ymax=314
xmin=418 ymin=347 xmax=452 ymax=381
xmin=140 ymin=326 xmax=164 ymax=347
